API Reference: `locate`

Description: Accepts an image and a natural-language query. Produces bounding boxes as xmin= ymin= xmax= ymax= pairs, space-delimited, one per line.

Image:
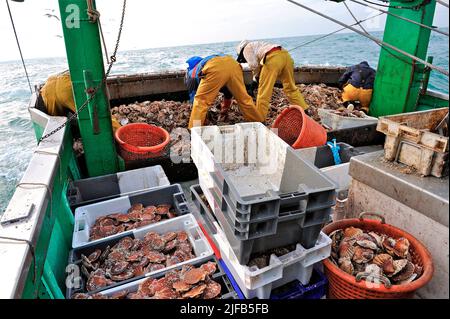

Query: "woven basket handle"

xmin=359 ymin=212 xmax=386 ymax=224
xmin=355 ymin=272 xmax=392 ymax=288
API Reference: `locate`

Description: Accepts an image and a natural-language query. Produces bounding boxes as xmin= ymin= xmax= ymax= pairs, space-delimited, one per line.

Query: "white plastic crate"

xmin=117 ymin=166 xmax=170 ymax=195
xmin=98 ymin=256 xmax=239 ymax=299
xmin=72 ymin=184 xmax=190 ymax=248
xmin=213 ymin=222 xmax=331 ymax=299
xmin=191 ymin=123 xmax=289 ymax=197
xmin=318 ymin=108 xmax=378 ymax=131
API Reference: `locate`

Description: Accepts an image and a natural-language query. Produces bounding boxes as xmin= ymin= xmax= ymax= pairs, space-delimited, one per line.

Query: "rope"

xmin=6 ymin=0 xmax=32 ymax=94
xmin=288 ymin=12 xmax=384 ymax=52
xmin=0 ymin=236 xmax=37 ymax=283
xmin=86 ymin=0 xmax=100 ymax=23
xmin=38 ymin=0 xmax=127 ymax=144
xmin=351 ymin=0 xmax=449 ymax=37
xmin=286 ymin=0 xmax=449 ymax=76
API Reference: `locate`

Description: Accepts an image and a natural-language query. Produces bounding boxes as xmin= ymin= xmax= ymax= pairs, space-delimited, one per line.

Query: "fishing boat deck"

xmin=350 ymin=151 xmax=449 ymax=226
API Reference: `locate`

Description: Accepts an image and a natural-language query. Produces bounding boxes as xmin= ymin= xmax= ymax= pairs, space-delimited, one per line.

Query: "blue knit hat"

xmin=186 ymin=56 xmax=203 ymax=70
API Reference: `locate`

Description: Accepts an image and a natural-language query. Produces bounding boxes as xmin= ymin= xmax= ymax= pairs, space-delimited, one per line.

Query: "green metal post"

xmin=370 ymin=0 xmax=437 ymax=117
xmin=58 ymin=0 xmax=118 ymax=176
xmin=421 ymin=56 xmax=434 ymax=95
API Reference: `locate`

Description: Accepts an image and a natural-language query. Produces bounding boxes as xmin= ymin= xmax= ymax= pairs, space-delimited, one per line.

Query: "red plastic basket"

xmin=272 ymin=105 xmax=327 ymax=149
xmin=322 ymin=213 xmax=434 ymax=299
xmin=115 ymin=123 xmax=170 ymax=162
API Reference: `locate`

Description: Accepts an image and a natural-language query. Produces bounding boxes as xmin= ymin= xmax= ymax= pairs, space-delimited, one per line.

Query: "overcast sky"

xmin=0 ymin=0 xmax=448 ymax=62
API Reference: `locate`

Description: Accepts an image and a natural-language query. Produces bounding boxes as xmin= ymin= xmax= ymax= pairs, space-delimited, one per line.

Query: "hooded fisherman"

xmin=184 ymin=54 xmax=264 ymax=128
xmin=39 ymin=70 xmax=121 ymax=131
xmin=236 ymin=40 xmax=309 ymax=120
xmin=338 ymin=61 xmax=376 ymax=114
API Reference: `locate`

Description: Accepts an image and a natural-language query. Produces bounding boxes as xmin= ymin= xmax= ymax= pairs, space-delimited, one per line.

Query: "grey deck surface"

xmin=350 ymin=151 xmax=449 ymax=226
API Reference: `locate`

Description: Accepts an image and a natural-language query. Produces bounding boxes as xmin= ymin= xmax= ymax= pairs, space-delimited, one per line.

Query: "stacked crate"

xmin=191 ymin=123 xmax=336 ymax=299
xmin=67 ymin=166 xmax=241 ymax=299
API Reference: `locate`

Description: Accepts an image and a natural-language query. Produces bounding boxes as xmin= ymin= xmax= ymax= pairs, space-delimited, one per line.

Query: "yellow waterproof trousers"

xmin=189 ymin=56 xmax=264 ymax=128
xmin=257 ymin=50 xmax=308 ymax=119
xmin=41 ymin=71 xmax=121 ymax=131
xmin=342 ymin=83 xmax=373 ymax=113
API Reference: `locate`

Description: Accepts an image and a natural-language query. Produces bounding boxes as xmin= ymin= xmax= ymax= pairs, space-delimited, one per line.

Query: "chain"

xmin=38 ymin=0 xmax=127 ymax=145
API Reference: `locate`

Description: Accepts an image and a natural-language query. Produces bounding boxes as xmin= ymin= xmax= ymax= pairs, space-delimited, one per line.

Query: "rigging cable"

xmin=286 ymin=0 xmax=449 ymax=76
xmin=351 ymin=0 xmax=449 ymax=37
xmin=288 ymin=12 xmax=384 ymax=52
xmin=38 ymin=0 xmax=127 ymax=144
xmin=343 ymin=1 xmax=414 ymax=66
xmin=436 ymin=0 xmax=449 ymax=8
xmin=361 ymin=0 xmax=426 ymax=9
xmin=5 ymin=0 xmax=32 ymax=94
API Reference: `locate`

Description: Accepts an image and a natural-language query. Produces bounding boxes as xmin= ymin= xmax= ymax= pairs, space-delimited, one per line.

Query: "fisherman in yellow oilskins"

xmin=236 ymin=40 xmax=309 ymax=120
xmin=40 ymin=70 xmax=121 ymax=131
xmin=338 ymin=61 xmax=376 ymax=114
xmin=185 ymin=55 xmax=264 ymax=128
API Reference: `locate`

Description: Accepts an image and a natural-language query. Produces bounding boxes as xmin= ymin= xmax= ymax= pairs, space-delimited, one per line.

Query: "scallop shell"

xmin=397 ymin=273 xmax=417 ymax=285
xmin=393 ymin=237 xmax=410 ymax=258
xmin=338 ymin=258 xmax=354 ymax=275
xmin=356 ymin=233 xmax=377 ymax=244
xmin=365 ymin=264 xmax=383 ymax=276
xmin=389 ymin=259 xmax=408 ymax=277
xmin=356 ymin=240 xmax=378 ymax=251
xmin=338 ymin=239 xmax=356 ymax=259
xmin=183 ymin=268 xmax=208 ymax=285
xmin=353 ymin=262 xmax=366 ymax=274
xmin=182 ymin=284 xmax=207 ymax=299
xmin=382 ymin=237 xmax=397 ymax=255
xmin=368 ymin=232 xmax=384 ymax=248
xmin=352 ymin=246 xmax=374 ymax=264
xmin=344 ymin=227 xmax=363 ymax=239
xmin=414 ymin=264 xmax=424 ymax=277
xmin=330 ymin=229 xmax=344 ymax=253
xmin=373 ymin=254 xmax=395 ymax=274
xmin=392 ymin=261 xmax=415 ymax=282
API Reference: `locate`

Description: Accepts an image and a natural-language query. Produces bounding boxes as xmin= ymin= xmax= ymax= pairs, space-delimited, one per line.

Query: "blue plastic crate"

xmin=270 ymin=268 xmax=328 ymax=300
xmin=219 ymin=259 xmax=245 ymax=300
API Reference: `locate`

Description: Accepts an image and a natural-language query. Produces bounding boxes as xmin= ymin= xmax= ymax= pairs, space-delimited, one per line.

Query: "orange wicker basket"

xmin=322 ymin=213 xmax=434 ymax=299
xmin=115 ymin=123 xmax=170 ymax=162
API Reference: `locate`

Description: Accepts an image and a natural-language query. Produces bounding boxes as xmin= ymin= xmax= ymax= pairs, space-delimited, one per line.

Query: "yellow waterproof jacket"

xmin=242 ymin=41 xmax=280 ymax=79
xmin=41 ymin=70 xmax=75 ymax=116
xmin=41 ymin=71 xmax=121 ymax=131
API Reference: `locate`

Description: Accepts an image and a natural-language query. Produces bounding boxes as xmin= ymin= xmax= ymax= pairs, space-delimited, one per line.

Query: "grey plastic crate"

xmin=98 ymin=256 xmax=240 ymax=299
xmin=72 ymin=184 xmax=191 ymax=248
xmin=66 ymin=214 xmax=214 ymax=298
xmin=204 ymin=148 xmax=336 ymax=226
xmin=199 ymin=152 xmax=335 ymax=240
xmin=191 ymin=185 xmax=331 ymax=266
xmin=67 ymin=166 xmax=170 ymax=210
xmin=206 ymin=183 xmax=314 ymax=241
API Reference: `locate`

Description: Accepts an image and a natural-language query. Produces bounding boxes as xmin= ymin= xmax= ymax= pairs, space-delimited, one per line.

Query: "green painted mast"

xmin=370 ymin=0 xmax=437 ymax=117
xmin=58 ymin=0 xmax=118 ymax=176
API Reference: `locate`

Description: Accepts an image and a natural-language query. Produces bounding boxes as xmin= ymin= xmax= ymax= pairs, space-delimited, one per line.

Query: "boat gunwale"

xmin=0 ymin=98 xmax=68 ymax=299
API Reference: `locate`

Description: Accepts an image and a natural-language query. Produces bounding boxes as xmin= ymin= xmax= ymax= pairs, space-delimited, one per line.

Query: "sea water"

xmin=0 ymin=31 xmax=448 ymax=212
